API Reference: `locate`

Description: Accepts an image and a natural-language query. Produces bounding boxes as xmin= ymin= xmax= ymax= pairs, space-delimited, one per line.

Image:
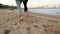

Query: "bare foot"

xmin=20 ymin=16 xmax=24 ymax=21
xmin=24 ymin=11 xmax=30 ymax=17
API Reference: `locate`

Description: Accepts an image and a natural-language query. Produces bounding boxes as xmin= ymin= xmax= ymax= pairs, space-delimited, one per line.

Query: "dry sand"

xmin=0 ymin=9 xmax=60 ymax=34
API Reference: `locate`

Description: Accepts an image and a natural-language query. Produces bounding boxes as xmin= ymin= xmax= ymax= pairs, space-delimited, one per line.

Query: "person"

xmin=15 ymin=0 xmax=28 ymax=20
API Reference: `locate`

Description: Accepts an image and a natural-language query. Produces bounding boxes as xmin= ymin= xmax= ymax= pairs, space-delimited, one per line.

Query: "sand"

xmin=0 ymin=9 xmax=60 ymax=34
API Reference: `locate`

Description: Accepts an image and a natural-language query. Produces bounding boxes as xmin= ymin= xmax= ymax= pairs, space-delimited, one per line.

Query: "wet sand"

xmin=0 ymin=9 xmax=60 ymax=34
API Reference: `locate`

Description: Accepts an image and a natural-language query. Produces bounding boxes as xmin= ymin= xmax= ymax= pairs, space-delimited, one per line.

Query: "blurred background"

xmin=0 ymin=0 xmax=60 ymax=15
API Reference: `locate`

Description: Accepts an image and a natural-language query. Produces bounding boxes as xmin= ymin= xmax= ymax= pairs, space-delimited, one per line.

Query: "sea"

xmin=28 ymin=8 xmax=60 ymax=15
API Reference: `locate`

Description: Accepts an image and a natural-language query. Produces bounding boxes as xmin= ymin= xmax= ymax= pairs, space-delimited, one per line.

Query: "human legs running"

xmin=15 ymin=0 xmax=29 ymax=20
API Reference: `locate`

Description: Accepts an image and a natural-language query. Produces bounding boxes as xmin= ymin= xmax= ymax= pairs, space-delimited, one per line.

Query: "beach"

xmin=0 ymin=9 xmax=60 ymax=34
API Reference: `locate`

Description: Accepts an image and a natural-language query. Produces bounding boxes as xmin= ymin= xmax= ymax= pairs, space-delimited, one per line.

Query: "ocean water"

xmin=28 ymin=8 xmax=60 ymax=15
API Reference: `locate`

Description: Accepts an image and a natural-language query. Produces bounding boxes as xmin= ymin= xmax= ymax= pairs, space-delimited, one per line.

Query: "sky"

xmin=0 ymin=0 xmax=60 ymax=8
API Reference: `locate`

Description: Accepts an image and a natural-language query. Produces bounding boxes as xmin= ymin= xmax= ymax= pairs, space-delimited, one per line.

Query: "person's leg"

xmin=23 ymin=0 xmax=28 ymax=12
xmin=23 ymin=0 xmax=30 ymax=17
xmin=15 ymin=0 xmax=24 ymax=16
xmin=15 ymin=0 xmax=24 ymax=20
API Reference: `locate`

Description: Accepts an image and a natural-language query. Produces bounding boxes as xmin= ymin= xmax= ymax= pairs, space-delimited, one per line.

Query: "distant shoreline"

xmin=28 ymin=8 xmax=60 ymax=9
